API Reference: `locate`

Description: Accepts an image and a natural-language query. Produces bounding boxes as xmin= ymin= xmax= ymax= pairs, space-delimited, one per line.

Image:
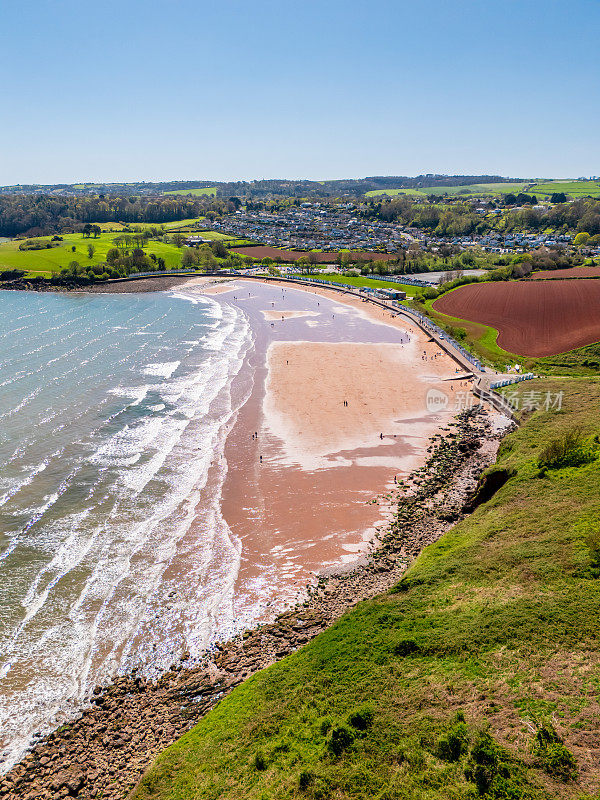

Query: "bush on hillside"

xmin=0 ymin=269 xmax=25 ymax=280
xmin=464 ymin=732 xmax=516 ymax=796
xmin=347 ymin=705 xmax=375 ymax=731
xmin=585 ymin=528 xmax=600 ymax=575
xmin=327 ymin=725 xmax=354 ymax=756
xmin=538 ymin=426 xmax=597 ymax=472
xmin=436 ymin=716 xmax=470 ymax=762
xmin=532 ymin=722 xmax=577 ymax=781
xmin=19 ymin=238 xmax=58 ymax=251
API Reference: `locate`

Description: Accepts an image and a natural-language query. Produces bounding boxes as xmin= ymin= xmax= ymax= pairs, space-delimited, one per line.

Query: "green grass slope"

xmin=365 ymin=183 xmax=528 ymax=198
xmin=132 ymin=380 xmax=600 ymax=800
xmin=528 ymin=181 xmax=600 ymax=199
xmin=0 ymin=233 xmax=185 ymax=277
xmin=293 ymin=273 xmax=420 ymax=297
xmin=163 ymin=187 xmax=217 ymax=197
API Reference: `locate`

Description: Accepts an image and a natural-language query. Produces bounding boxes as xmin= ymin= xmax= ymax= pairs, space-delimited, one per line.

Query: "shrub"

xmin=532 ymin=722 xmax=577 ymax=781
xmin=319 ymin=717 xmax=332 ymax=735
xmin=393 ymin=639 xmax=420 ymax=656
xmin=538 ymin=426 xmax=596 ymax=471
xmin=327 ymin=725 xmax=354 ymax=757
xmin=436 ymin=720 xmax=470 ymax=762
xmin=586 ymin=528 xmax=600 ymax=576
xmin=253 ymin=751 xmax=266 ymax=771
xmin=348 ymin=705 xmax=375 ymax=731
xmin=0 ymin=269 xmax=25 ymax=280
xmin=298 ymin=770 xmax=314 ymax=790
xmin=465 ymin=732 xmax=507 ymax=795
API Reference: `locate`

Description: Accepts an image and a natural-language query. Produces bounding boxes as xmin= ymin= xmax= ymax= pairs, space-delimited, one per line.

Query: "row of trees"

xmin=0 ymin=194 xmax=229 ymax=237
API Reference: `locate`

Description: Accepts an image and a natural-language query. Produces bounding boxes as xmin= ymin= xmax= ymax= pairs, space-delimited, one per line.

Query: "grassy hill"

xmin=365 ymin=183 xmax=529 ymax=199
xmin=131 ymin=379 xmax=600 ymax=800
xmin=0 ymin=233 xmax=186 ymax=277
xmin=528 ymin=181 xmax=600 ymax=199
xmin=163 ymin=187 xmax=218 ymax=197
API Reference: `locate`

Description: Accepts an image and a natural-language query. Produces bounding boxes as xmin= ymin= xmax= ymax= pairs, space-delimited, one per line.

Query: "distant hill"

xmin=0 ymin=175 xmax=528 ymax=199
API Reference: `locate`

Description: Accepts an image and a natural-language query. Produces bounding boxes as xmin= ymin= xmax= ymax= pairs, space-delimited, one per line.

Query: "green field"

xmin=163 ymin=187 xmax=217 ymax=197
xmin=0 ymin=233 xmax=185 ymax=277
xmin=527 ymin=180 xmax=600 ymax=199
xmin=423 ymin=182 xmax=530 ymax=197
xmin=194 ymin=230 xmax=238 ymax=241
xmin=292 ymin=272 xmax=420 ymax=297
xmin=366 ymin=182 xmax=529 ymax=199
xmin=365 ymin=188 xmax=428 ymax=198
xmin=132 ymin=378 xmax=600 ymax=800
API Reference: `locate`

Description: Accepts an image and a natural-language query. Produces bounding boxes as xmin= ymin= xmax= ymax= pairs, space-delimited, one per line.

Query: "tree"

xmin=172 ymin=233 xmax=185 ymax=247
xmin=307 ymin=251 xmax=319 ymax=270
xmin=573 ymin=232 xmax=590 ymax=247
xmin=210 ymin=240 xmax=228 ymax=258
xmin=551 ymin=193 xmax=567 ymax=204
xmin=83 ymin=223 xmax=93 ymax=238
xmin=106 ymin=248 xmax=120 ymax=264
xmin=87 ymin=244 xmax=95 ymax=259
xmin=181 ymin=248 xmax=198 ymax=269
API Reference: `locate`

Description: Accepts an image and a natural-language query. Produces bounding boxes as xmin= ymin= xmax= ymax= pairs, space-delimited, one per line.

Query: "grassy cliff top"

xmin=132 ymin=379 xmax=600 ymax=800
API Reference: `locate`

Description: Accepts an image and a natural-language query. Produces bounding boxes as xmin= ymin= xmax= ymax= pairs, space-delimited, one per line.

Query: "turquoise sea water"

xmin=0 ymin=289 xmax=251 ymax=770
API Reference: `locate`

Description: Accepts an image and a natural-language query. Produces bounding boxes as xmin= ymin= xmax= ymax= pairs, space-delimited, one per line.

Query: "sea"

xmin=0 ymin=288 xmax=252 ymax=771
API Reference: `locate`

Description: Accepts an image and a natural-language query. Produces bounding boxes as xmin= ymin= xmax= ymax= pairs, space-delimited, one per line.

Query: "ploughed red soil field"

xmin=432 ymin=280 xmax=600 ymax=357
xmin=231 ymin=246 xmax=398 ymax=263
xmin=530 ymin=266 xmax=600 ymax=280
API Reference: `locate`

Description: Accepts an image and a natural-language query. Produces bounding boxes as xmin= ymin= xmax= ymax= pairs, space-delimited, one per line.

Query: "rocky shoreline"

xmin=0 ymin=408 xmax=510 ymax=800
xmin=0 ymin=276 xmax=195 ymax=294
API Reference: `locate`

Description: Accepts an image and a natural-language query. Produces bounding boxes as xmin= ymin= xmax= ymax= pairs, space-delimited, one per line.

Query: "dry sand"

xmin=263 ymin=340 xmax=458 ymax=471
xmin=210 ymin=278 xmax=474 ymax=625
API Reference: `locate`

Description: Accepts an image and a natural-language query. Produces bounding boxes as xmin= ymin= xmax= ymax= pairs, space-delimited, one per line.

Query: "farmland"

xmin=432 ymin=280 xmax=600 ymax=357
xmin=365 ymin=187 xmax=428 ymax=198
xmin=231 ymin=246 xmax=400 ymax=262
xmin=530 ymin=266 xmax=600 ymax=280
xmin=365 ymin=182 xmax=528 ymax=198
xmin=528 ymin=180 xmax=600 ymax=198
xmin=163 ymin=187 xmax=217 ymax=197
xmin=0 ymin=233 xmax=185 ymax=277
xmin=366 ymin=180 xmax=600 ymax=200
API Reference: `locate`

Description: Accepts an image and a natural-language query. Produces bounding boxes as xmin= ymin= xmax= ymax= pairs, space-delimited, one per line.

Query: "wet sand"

xmin=179 ymin=278 xmax=474 ymax=627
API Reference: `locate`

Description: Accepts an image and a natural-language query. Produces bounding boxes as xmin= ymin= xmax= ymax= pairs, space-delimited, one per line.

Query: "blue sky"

xmin=0 ymin=0 xmax=598 ymax=183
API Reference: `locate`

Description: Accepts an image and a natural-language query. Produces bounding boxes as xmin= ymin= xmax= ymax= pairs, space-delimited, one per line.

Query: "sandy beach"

xmin=0 ymin=276 xmax=490 ymax=800
xmin=176 ymin=277 xmax=475 ymax=626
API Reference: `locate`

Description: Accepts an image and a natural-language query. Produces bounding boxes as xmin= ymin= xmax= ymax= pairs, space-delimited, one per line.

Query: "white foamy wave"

xmin=142 ymin=361 xmax=181 ymax=378
xmin=0 ymin=294 xmax=254 ymax=773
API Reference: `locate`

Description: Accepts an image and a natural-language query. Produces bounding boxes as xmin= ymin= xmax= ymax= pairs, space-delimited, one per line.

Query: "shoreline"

xmin=0 ymin=407 xmax=508 ymax=800
xmin=210 ymin=279 xmax=471 ymax=633
xmin=0 ymin=278 xmax=500 ymax=799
